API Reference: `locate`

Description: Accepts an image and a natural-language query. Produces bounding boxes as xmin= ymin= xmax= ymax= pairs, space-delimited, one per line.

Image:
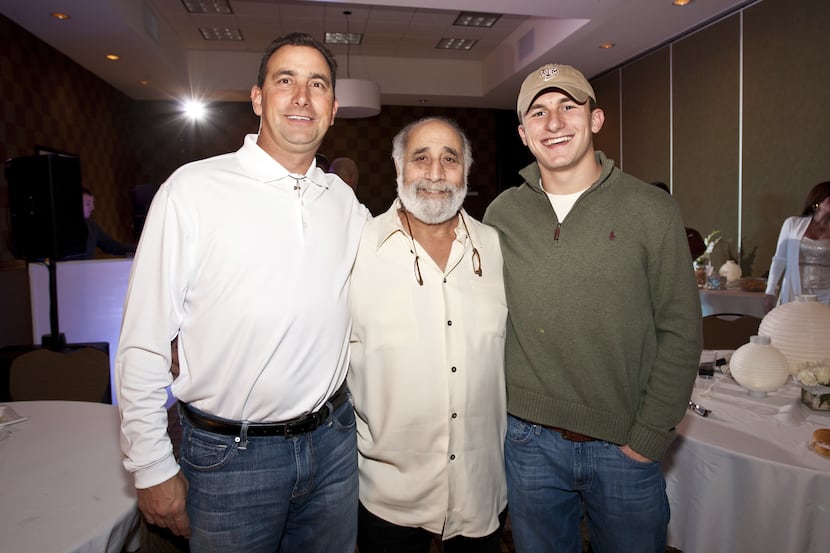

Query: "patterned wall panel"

xmin=126 ymin=102 xmax=502 ymax=223
xmin=126 ymin=100 xmax=504 ymax=221
xmin=0 ymin=15 xmax=136 ymax=263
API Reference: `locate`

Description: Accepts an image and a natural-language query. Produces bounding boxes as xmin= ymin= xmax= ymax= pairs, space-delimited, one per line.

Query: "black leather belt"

xmin=181 ymin=382 xmax=349 ymax=437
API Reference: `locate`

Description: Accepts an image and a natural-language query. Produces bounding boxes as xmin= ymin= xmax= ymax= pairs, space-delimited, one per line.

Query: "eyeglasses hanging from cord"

xmin=400 ymin=207 xmax=482 ymax=286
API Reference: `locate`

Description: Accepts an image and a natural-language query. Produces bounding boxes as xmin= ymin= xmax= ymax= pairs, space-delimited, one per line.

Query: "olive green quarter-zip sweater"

xmin=483 ymin=152 xmax=701 ymax=460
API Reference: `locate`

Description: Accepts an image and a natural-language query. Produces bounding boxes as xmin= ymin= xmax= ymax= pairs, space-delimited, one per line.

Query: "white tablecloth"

xmin=0 ymin=400 xmax=139 ymax=553
xmin=699 ymin=288 xmax=767 ymax=318
xmin=663 ymin=354 xmax=830 ymax=553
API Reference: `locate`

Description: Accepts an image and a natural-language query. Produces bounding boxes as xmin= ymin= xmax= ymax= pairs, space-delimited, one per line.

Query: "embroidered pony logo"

xmin=609 ymin=231 xmax=616 ymax=240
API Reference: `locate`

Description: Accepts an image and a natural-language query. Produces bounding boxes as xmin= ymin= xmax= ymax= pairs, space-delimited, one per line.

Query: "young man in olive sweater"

xmin=483 ymin=64 xmax=701 ymax=553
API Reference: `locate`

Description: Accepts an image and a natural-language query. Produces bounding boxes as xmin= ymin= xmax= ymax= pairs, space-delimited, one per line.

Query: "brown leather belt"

xmin=543 ymin=425 xmax=597 ymax=442
xmin=181 ymin=382 xmax=348 ymax=438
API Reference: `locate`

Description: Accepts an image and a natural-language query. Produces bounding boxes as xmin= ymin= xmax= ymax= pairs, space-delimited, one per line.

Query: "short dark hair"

xmin=256 ymin=32 xmax=338 ymax=89
xmin=801 ymin=181 xmax=830 ymax=216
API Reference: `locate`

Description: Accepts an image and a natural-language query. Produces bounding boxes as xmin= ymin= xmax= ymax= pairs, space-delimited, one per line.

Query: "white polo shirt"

xmin=116 ymin=134 xmax=368 ymax=489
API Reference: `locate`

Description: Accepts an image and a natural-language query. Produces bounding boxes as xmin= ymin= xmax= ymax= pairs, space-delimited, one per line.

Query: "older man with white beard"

xmin=347 ymin=116 xmax=508 ymax=553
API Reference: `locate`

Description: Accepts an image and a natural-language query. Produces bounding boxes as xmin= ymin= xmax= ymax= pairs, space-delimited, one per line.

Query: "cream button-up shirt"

xmin=348 ymin=200 xmax=507 ymax=539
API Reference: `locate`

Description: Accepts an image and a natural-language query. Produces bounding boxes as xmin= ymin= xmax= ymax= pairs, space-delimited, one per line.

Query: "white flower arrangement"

xmin=695 ymin=230 xmax=722 ymax=266
xmin=795 ymin=360 xmax=830 ymax=388
xmin=794 ymin=360 xmax=830 ymax=410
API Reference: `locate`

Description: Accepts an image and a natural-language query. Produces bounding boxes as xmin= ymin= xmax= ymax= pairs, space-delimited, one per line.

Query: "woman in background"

xmin=764 ymin=181 xmax=830 ymax=311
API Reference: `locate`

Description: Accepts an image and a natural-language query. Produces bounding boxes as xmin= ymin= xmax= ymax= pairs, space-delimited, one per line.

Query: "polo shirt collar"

xmin=237 ymin=134 xmax=329 ymax=189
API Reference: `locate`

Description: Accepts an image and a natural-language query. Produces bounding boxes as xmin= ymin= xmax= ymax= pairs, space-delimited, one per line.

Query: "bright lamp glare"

xmin=183 ymin=100 xmax=206 ymax=121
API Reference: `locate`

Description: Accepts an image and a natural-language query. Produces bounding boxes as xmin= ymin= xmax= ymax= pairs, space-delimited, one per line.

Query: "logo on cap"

xmin=540 ymin=65 xmax=559 ymax=82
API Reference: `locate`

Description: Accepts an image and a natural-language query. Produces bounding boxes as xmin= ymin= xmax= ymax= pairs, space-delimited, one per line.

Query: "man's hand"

xmin=137 ymin=471 xmax=191 ymax=538
xmin=619 ymin=444 xmax=652 ymax=463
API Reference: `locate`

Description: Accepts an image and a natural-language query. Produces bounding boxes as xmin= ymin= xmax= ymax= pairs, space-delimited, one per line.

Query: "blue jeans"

xmin=179 ymin=399 xmax=358 ymax=553
xmin=504 ymin=415 xmax=669 ymax=553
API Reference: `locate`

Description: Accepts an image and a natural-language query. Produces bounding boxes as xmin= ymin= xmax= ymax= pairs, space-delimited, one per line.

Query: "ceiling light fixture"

xmin=50 ymin=12 xmax=71 ymax=21
xmin=453 ymin=12 xmax=501 ymax=28
xmin=599 ymin=43 xmax=615 ymax=50
xmin=325 ymin=32 xmax=362 ymax=45
xmin=672 ymin=0 xmax=694 ymax=6
xmin=436 ymin=38 xmax=477 ymax=51
xmin=198 ymin=27 xmax=243 ymax=41
xmin=335 ymin=10 xmax=381 ymax=119
xmin=105 ymin=54 xmax=120 ymax=61
xmin=180 ymin=0 xmax=232 ymax=14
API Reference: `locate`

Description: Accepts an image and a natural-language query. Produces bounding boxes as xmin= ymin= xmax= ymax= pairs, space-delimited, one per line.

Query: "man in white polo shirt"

xmin=115 ymin=32 xmax=368 ymax=553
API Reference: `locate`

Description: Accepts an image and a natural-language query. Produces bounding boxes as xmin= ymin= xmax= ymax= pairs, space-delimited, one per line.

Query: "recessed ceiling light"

xmin=138 ymin=79 xmax=150 ymax=86
xmin=673 ymin=0 xmax=694 ymax=6
xmin=181 ymin=0 xmax=232 ymax=14
xmin=453 ymin=12 xmax=501 ymax=28
xmin=324 ymin=32 xmax=362 ymax=45
xmin=198 ymin=27 xmax=243 ymax=41
xmin=436 ymin=38 xmax=477 ymax=51
xmin=105 ymin=54 xmax=120 ymax=61
xmin=599 ymin=43 xmax=615 ymax=50
xmin=50 ymin=12 xmax=71 ymax=21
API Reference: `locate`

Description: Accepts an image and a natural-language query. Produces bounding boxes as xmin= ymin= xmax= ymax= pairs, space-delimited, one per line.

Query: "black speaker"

xmin=6 ymin=154 xmax=87 ymax=260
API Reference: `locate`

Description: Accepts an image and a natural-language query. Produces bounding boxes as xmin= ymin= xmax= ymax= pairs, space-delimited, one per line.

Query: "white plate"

xmin=0 ymin=406 xmax=28 ymax=429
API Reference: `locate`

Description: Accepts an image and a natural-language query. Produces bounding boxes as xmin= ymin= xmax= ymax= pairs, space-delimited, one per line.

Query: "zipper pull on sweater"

xmin=554 ymin=222 xmax=561 ymax=242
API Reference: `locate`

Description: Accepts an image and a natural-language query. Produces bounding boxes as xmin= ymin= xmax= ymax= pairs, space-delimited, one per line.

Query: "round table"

xmin=663 ymin=356 xmax=830 ymax=552
xmin=0 ymin=400 xmax=139 ymax=553
xmin=699 ymin=287 xmax=767 ymax=318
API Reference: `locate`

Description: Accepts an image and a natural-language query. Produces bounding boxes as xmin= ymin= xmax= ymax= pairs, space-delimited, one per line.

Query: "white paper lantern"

xmin=730 ymin=335 xmax=790 ymax=397
xmin=758 ymin=295 xmax=830 ymax=374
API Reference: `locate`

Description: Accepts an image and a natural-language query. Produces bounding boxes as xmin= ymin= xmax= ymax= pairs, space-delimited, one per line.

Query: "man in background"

xmin=116 ymin=32 xmax=367 ymax=552
xmin=329 ymin=157 xmax=359 ymax=190
xmin=349 ymin=116 xmax=508 ymax=553
xmin=484 ymin=63 xmax=700 ymax=552
xmin=80 ymin=187 xmax=135 ymax=259
xmin=315 ymin=151 xmax=330 ymax=171
xmin=651 ymin=181 xmax=706 ymax=260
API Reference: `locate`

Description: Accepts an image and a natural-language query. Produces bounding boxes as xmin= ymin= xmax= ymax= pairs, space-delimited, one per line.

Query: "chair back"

xmin=9 ymin=347 xmax=110 ymax=403
xmin=701 ymin=313 xmax=762 ymax=350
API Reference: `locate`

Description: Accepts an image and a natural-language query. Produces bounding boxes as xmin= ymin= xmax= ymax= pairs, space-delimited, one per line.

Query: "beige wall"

xmin=591 ymin=0 xmax=830 ymax=276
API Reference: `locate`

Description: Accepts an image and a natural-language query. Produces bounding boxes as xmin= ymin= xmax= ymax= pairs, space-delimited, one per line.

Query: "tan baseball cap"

xmin=516 ymin=64 xmax=595 ymax=120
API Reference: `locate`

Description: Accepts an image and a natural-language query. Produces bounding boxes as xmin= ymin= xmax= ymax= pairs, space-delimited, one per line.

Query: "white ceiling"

xmin=2 ymin=0 xmax=754 ymax=110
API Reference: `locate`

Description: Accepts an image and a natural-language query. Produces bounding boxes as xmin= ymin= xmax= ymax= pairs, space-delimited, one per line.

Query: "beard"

xmin=397 ymin=177 xmax=467 ymax=224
